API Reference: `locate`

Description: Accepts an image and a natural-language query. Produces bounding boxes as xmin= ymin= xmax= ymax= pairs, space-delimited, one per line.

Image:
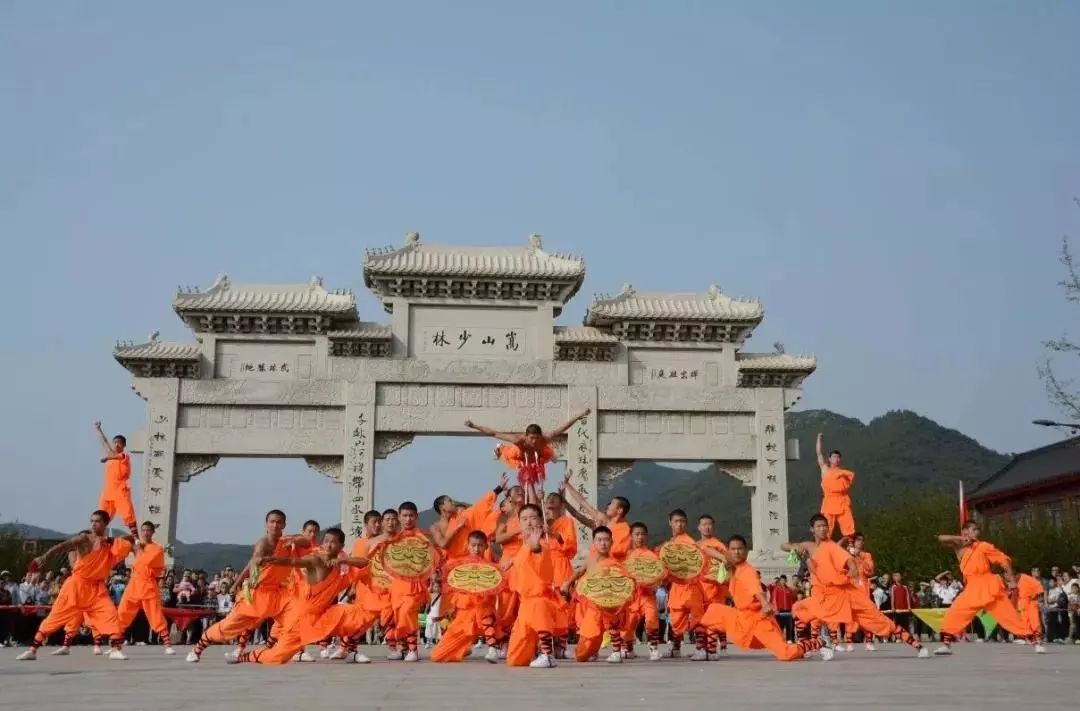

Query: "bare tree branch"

xmin=1039 ymin=199 xmax=1080 ymax=417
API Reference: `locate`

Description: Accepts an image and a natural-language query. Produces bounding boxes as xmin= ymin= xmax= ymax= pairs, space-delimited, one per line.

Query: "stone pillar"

xmin=133 ymin=378 xmax=180 ymax=558
xmin=566 ymin=385 xmax=598 ymax=559
xmin=343 ymin=382 xmax=377 ymax=546
xmin=748 ymin=388 xmax=792 ymax=576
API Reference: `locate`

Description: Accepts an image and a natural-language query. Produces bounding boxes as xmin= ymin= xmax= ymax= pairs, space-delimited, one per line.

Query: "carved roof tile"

xmin=326 ymin=322 xmax=393 ymax=340
xmin=553 ymin=326 xmax=619 ymax=344
xmin=173 ymin=274 xmax=357 ymax=316
xmin=113 ymin=340 xmax=201 ymax=360
xmin=735 ymin=353 xmax=817 ymax=372
xmin=585 ymin=284 xmax=763 ymax=324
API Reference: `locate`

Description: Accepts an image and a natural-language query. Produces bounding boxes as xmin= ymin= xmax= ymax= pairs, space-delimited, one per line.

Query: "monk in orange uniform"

xmin=1015 ymin=570 xmax=1045 ymax=641
xmin=560 ymin=475 xmax=631 ymax=561
xmin=228 ymin=528 xmax=371 ymax=665
xmin=622 ymin=522 xmax=663 ymax=661
xmin=187 ymin=509 xmax=309 ymax=662
xmin=331 ymin=510 xmax=388 ymax=663
xmin=933 ymin=520 xmax=1045 ymax=655
xmin=494 ymin=488 xmax=525 ymax=636
xmin=383 ymin=501 xmax=433 ymax=662
xmin=54 ymin=535 xmax=103 ymax=656
xmin=117 ymin=522 xmax=174 ymax=655
xmin=431 ymin=531 xmax=505 ymax=663
xmin=697 ymin=514 xmax=729 ymax=658
xmin=664 ymin=508 xmax=708 ymax=660
xmin=843 ymin=532 xmax=877 ymax=652
xmin=503 ymin=504 xmax=558 ymax=668
xmin=465 ymin=410 xmax=591 ymax=504
xmin=93 ymin=421 xmax=137 ymax=537
xmin=17 ymin=510 xmax=133 ymax=661
xmin=787 ymin=515 xmax=928 ymax=658
xmin=544 ymin=491 xmax=578 ymax=657
xmin=816 ymin=432 xmax=855 ymax=538
xmin=562 ymin=526 xmax=629 ymax=663
xmin=699 ymin=535 xmax=832 ymax=661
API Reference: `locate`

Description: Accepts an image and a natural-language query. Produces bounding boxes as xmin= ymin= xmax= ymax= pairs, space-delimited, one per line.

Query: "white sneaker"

xmin=865 ymin=643 xmax=876 ymax=652
xmin=917 ymin=648 xmax=930 ymax=658
xmin=92 ymin=645 xmax=103 ymax=655
xmin=690 ymin=649 xmax=708 ymax=661
xmin=648 ymin=647 xmax=662 ymax=661
xmin=497 ymin=647 xmax=507 ymax=660
xmin=485 ymin=647 xmax=499 ymax=663
xmin=1034 ymin=644 xmax=1047 ymax=654
xmin=319 ymin=647 xmax=332 ymax=659
xmin=330 ymin=648 xmax=350 ymax=660
xmin=845 ymin=643 xmax=855 ymax=652
xmin=297 ymin=651 xmax=316 ymax=662
xmin=232 ymin=646 xmax=244 ymax=657
xmin=818 ymin=646 xmax=834 ymax=661
xmin=107 ymin=650 xmax=128 ymax=661
xmin=667 ymin=646 xmax=682 ymax=658
xmin=163 ymin=646 xmax=176 ymax=656
xmin=185 ymin=651 xmax=200 ymax=663
xmin=606 ymin=652 xmax=623 ymax=663
xmin=225 ymin=653 xmax=240 ymax=665
xmin=349 ymin=653 xmax=371 ymax=664
xmin=403 ymin=650 xmax=419 ymax=662
xmin=16 ymin=649 xmax=36 ymax=661
xmin=50 ymin=647 xmax=71 ymax=656
xmin=1013 ymin=639 xmax=1028 ymax=645
xmin=932 ymin=645 xmax=952 ymax=656
xmin=707 ymin=652 xmax=722 ymax=661
xmin=529 ymin=653 xmax=554 ymax=668
xmin=387 ymin=649 xmax=404 ymax=661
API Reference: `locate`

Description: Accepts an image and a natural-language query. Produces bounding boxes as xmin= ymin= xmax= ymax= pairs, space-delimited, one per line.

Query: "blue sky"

xmin=2 ymin=2 xmax=1078 ymax=543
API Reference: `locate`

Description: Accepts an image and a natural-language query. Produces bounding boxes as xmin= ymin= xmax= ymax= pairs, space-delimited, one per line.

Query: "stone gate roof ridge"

xmin=584 ymin=283 xmax=764 ymax=324
xmin=173 ymin=274 xmax=357 ymax=316
xmin=735 ymin=352 xmax=817 ymax=371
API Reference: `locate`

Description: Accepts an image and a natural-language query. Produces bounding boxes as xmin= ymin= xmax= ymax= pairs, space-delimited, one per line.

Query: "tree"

xmin=1038 ymin=198 xmax=1080 ymax=420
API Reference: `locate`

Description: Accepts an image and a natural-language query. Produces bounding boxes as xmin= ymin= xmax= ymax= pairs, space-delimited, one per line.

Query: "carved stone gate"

xmin=114 ymin=233 xmax=814 ymax=571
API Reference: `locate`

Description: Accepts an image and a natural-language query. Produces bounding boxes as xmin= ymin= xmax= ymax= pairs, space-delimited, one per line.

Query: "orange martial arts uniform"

xmin=939 ymin=541 xmax=1038 ymax=644
xmin=699 ymin=536 xmax=730 ymax=652
xmin=575 ymin=558 xmax=628 ymax=661
xmin=431 ymin=559 xmax=503 ymax=663
xmin=506 ymin=540 xmax=557 ymax=666
xmin=30 ymin=538 xmax=132 ymax=653
xmin=845 ymin=549 xmax=875 ymax=643
xmin=193 ymin=538 xmax=300 ymax=656
xmin=236 ymin=563 xmax=368 ymax=665
xmin=820 ymin=466 xmax=855 ymax=538
xmin=793 ymin=542 xmax=923 ymax=650
xmin=99 ymin=451 xmax=137 ymax=534
xmin=1015 ymin=573 xmax=1044 ymax=637
xmin=387 ymin=529 xmax=433 ymax=654
xmin=117 ymin=541 xmax=170 ymax=645
xmin=700 ymin=559 xmax=825 ymax=661
xmin=441 ymin=490 xmax=500 ymax=611
xmin=548 ymin=513 xmax=577 ymax=640
xmin=665 ymin=533 xmax=705 ymax=653
xmin=336 ymin=537 xmax=389 ymax=655
xmin=496 ymin=514 xmax=522 ymax=631
xmin=621 ymin=548 xmax=662 ymax=654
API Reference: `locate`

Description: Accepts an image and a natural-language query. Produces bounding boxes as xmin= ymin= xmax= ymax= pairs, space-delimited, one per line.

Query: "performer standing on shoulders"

xmin=93 ymin=421 xmax=137 ymax=537
xmin=817 ymin=433 xmax=855 ymax=539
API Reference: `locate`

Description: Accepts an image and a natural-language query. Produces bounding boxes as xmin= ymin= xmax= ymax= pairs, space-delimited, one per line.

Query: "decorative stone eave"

xmin=363 ymin=232 xmax=586 ymax=315
xmin=113 ymin=333 xmax=201 ymax=378
xmin=327 ymin=322 xmax=393 ymax=358
xmin=584 ymin=284 xmax=763 ymax=344
xmin=736 ymin=353 xmax=816 ymax=388
xmin=173 ymin=275 xmax=357 ymax=334
xmin=553 ymin=326 xmax=618 ymax=362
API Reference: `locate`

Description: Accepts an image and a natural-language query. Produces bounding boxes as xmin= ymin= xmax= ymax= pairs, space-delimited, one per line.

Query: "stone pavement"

xmin=1 ymin=643 xmax=1076 ymax=710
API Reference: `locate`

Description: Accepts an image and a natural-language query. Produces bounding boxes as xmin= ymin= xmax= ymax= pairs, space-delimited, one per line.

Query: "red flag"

xmin=958 ymin=481 xmax=967 ymax=528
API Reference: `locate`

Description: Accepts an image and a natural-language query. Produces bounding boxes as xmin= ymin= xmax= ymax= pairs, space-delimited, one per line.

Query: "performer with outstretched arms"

xmin=816 ymin=432 xmax=855 ymax=539
xmin=93 ymin=421 xmax=137 ymax=537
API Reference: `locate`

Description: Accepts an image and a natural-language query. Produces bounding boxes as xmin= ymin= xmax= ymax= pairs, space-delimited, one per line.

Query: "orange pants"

xmin=431 ymin=606 xmax=502 ymax=662
xmin=622 ymin=591 xmax=660 ymax=646
xmin=496 ymin=589 xmax=519 ymax=632
xmin=506 ymin=596 xmax=555 ymax=666
xmin=33 ymin=578 xmax=121 ymax=648
xmin=701 ymin=604 xmax=814 ymax=661
xmin=575 ymin=604 xmax=625 ymax=661
xmin=941 ymin=588 xmax=1034 ymax=640
xmin=668 ymin=597 xmax=704 ymax=638
xmin=202 ymin=588 xmax=296 ymax=644
xmin=117 ymin=590 xmax=170 ymax=640
xmin=241 ymin=604 xmax=371 ymax=665
xmin=390 ymin=592 xmax=424 ymax=649
xmin=98 ymin=486 xmax=137 ymax=529
xmin=823 ymin=504 xmax=855 ymax=538
xmin=1019 ymin=601 xmax=1042 ymax=637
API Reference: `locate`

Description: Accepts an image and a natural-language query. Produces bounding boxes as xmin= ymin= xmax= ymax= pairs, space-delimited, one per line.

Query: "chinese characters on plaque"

xmin=346 ymin=413 xmax=369 ymax=539
xmin=571 ymin=414 xmax=593 ymax=542
xmin=648 ymin=368 xmax=699 ymax=381
xmin=145 ymin=413 xmax=169 ymax=534
xmin=240 ymin=361 xmax=290 ymax=373
xmin=762 ymin=422 xmax=782 ymax=538
xmin=423 ymin=327 xmax=524 ymax=356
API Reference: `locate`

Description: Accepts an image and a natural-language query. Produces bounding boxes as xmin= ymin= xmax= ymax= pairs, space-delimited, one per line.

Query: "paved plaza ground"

xmin=1 ymin=643 xmax=1076 ymax=710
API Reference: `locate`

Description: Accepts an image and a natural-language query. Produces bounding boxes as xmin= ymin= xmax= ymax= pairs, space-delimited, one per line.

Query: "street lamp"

xmin=1032 ymin=419 xmax=1080 ymax=434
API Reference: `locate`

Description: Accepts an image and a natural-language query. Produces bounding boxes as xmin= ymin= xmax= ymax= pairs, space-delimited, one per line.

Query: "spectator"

xmin=770 ymin=574 xmax=796 ymax=642
xmin=1046 ymin=574 xmax=1069 ymax=642
xmin=216 ymin=583 xmax=233 ymax=616
xmin=1067 ymin=582 xmax=1080 ymax=644
xmin=933 ymin=571 xmax=963 ymax=606
xmin=0 ymin=571 xmax=15 ymax=647
xmin=174 ymin=571 xmax=196 ymax=604
xmin=109 ymin=574 xmax=126 ymax=605
xmin=871 ymin=579 xmax=888 ymax=610
xmin=889 ymin=572 xmax=914 ymax=636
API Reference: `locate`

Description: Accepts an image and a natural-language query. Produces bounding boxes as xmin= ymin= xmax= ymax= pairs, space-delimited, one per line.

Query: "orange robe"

xmin=387 ymin=529 xmax=432 ymax=648
xmin=622 ymin=548 xmax=661 ymax=648
xmin=701 ymin=560 xmax=821 ymax=661
xmin=202 ymin=538 xmax=300 ymax=644
xmin=548 ymin=514 xmax=577 ymax=635
xmin=33 ymin=537 xmax=132 ymax=648
xmin=117 ymin=542 xmax=170 ymax=640
xmin=1015 ymin=573 xmax=1043 ymax=637
xmin=431 ymin=557 xmax=503 ymax=663
xmin=506 ymin=540 xmax=556 ymax=666
xmin=699 ymin=536 xmax=730 ymax=606
xmin=347 ymin=537 xmax=391 ymax=637
xmin=940 ymin=541 xmax=1035 ymax=640
xmin=820 ymin=467 xmax=855 ymax=537
xmin=440 ymin=491 xmax=499 ymax=611
xmin=99 ymin=452 xmax=136 ymax=529
xmin=575 ymin=558 xmax=628 ymax=661
xmin=845 ymin=549 xmax=875 ymax=639
xmin=665 ymin=533 xmax=705 ymax=638
xmin=496 ymin=514 xmax=522 ymax=630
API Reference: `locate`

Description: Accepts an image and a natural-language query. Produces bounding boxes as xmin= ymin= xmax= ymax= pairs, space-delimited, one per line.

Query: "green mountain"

xmin=609 ymin=409 xmax=1010 ymax=545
